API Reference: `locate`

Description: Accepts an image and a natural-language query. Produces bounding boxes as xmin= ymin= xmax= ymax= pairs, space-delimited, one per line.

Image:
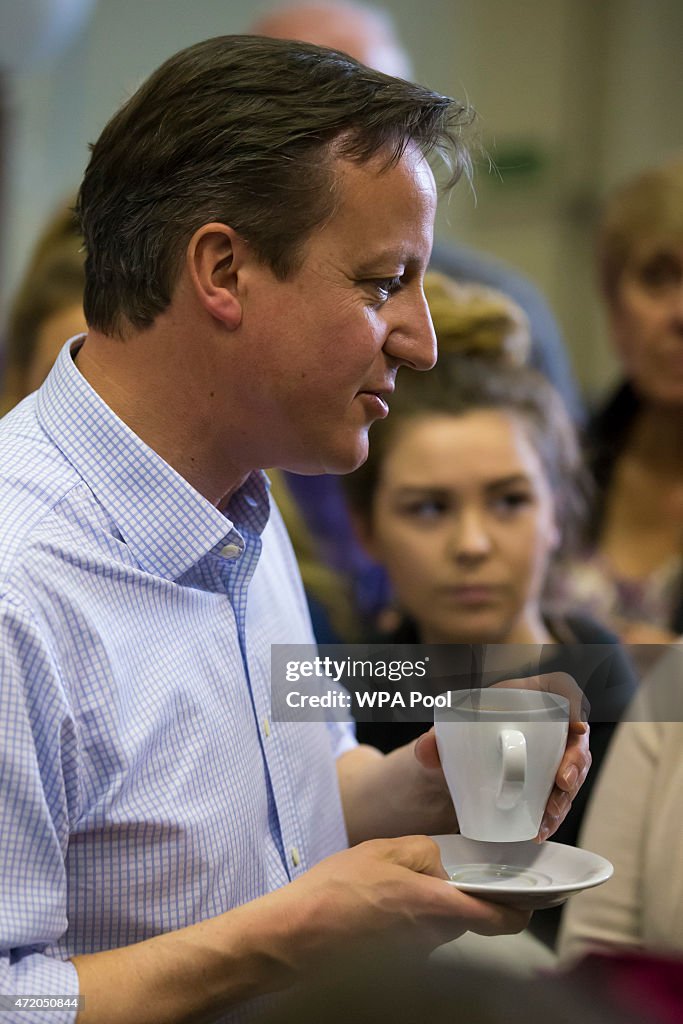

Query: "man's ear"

xmin=186 ymin=223 xmax=244 ymax=329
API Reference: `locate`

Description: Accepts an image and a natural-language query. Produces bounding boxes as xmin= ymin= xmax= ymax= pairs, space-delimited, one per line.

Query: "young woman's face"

xmin=609 ymin=241 xmax=683 ymax=404
xmin=364 ymin=410 xmax=559 ymax=644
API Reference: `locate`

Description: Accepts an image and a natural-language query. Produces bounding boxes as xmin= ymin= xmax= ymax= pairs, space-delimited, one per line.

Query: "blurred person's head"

xmin=250 ymin=1 xmax=413 ymax=78
xmin=598 ymin=155 xmax=683 ymax=406
xmin=345 ymin=355 xmax=584 ymax=644
xmin=423 ymin=272 xmax=531 ymax=366
xmin=259 ymin=941 xmax=645 ymax=1024
xmin=3 ymin=200 xmax=85 ymax=412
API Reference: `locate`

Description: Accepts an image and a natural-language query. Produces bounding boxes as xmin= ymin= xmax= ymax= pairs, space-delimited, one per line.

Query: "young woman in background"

xmin=343 ymin=354 xmax=637 ymax=947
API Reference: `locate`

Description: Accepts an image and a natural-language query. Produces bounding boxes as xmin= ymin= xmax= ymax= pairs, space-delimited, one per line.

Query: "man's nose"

xmin=386 ymin=292 xmax=437 ymax=371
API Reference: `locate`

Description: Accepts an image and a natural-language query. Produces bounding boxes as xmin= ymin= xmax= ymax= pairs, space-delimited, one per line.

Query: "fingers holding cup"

xmin=536 ymin=720 xmax=591 ymax=842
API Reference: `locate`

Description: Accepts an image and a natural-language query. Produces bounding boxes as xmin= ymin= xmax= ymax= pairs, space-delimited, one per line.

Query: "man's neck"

xmin=75 ymin=324 xmax=250 ymax=508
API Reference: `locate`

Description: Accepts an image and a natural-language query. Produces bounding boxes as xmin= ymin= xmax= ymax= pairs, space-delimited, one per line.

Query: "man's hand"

xmin=414 ymin=671 xmax=592 ymax=843
xmin=74 ymin=833 xmax=527 ymax=1024
xmin=274 ymin=835 xmax=530 ymax=966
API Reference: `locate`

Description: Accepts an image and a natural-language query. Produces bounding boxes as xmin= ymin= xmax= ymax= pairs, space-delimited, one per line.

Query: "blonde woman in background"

xmin=1 ymin=199 xmax=86 ymax=413
xmin=563 ymin=157 xmax=683 ymax=646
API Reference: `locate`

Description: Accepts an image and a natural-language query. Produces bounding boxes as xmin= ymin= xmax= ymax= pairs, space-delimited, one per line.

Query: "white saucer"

xmin=433 ymin=834 xmax=613 ymax=910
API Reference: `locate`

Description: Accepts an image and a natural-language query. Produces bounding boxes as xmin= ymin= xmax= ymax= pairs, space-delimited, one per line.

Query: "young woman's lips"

xmin=438 ymin=585 xmax=502 ymax=605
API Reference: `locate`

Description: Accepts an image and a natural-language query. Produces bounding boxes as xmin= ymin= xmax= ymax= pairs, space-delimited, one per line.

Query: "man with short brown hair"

xmin=0 ymin=35 xmax=588 ymax=1022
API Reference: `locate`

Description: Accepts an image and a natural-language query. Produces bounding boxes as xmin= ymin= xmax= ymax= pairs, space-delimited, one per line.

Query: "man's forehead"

xmin=330 ymin=147 xmax=436 ymax=217
xmin=324 ymin=150 xmax=436 ymax=261
xmin=331 ymin=140 xmax=434 ymax=184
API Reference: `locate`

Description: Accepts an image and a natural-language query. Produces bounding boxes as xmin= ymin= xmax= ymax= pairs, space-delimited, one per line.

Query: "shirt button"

xmin=263 ymin=717 xmax=271 ymax=738
xmin=219 ymin=542 xmax=243 ymax=559
xmin=291 ymin=846 xmax=301 ymax=867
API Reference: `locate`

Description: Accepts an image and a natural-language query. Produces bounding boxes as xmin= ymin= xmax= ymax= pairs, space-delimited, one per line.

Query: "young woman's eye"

xmin=399 ymin=499 xmax=447 ymax=521
xmin=492 ymin=492 xmax=533 ymax=515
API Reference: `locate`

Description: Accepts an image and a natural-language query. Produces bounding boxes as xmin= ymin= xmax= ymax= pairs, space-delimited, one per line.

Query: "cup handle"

xmin=496 ymin=728 xmax=526 ymax=810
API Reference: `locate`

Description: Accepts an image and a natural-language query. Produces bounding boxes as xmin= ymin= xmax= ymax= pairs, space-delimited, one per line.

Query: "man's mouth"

xmin=357 ymin=391 xmax=390 ymax=417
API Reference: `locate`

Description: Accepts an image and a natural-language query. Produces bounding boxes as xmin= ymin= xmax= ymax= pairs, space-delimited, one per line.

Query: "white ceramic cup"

xmin=434 ymin=688 xmax=569 ymax=842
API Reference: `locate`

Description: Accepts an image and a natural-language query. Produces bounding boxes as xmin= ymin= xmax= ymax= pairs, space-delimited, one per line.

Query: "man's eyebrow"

xmin=352 ymin=252 xmax=410 ymax=275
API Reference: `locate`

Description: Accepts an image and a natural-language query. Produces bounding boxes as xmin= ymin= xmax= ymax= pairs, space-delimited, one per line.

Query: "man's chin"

xmin=323 ymin=439 xmax=370 ymax=475
xmin=278 ymin=437 xmax=369 ymax=476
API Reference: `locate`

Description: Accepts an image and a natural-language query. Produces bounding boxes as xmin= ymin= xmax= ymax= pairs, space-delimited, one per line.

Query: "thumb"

xmin=414 ymin=727 xmax=442 ymax=772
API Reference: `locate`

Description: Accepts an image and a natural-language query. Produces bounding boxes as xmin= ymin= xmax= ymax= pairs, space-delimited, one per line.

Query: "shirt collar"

xmin=36 ymin=337 xmax=270 ymax=581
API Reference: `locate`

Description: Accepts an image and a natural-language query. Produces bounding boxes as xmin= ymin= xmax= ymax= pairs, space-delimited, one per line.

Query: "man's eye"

xmin=370 ymin=276 xmax=403 ymax=302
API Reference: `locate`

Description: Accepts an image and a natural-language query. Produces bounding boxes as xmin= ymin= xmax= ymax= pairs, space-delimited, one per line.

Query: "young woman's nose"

xmin=448 ymin=508 xmax=492 ymax=561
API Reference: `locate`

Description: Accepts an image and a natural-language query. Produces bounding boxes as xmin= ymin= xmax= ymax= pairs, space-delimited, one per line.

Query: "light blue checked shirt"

xmin=0 ymin=338 xmax=355 ymax=1022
